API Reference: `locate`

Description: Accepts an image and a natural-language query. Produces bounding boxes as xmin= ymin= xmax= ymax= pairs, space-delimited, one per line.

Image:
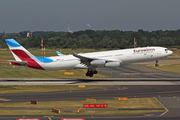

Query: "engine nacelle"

xmin=105 ymin=62 xmax=120 ymax=67
xmin=90 ymin=59 xmax=106 ymax=66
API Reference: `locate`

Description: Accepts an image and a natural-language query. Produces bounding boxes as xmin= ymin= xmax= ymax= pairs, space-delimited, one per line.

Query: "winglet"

xmin=72 ymin=51 xmax=94 ymax=62
xmin=72 ymin=51 xmax=79 ymax=57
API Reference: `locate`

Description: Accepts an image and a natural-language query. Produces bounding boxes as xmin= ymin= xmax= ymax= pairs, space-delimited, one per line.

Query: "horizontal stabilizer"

xmin=8 ymin=60 xmax=28 ymax=66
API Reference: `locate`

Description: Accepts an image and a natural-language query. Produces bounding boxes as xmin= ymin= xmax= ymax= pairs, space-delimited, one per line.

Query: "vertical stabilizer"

xmin=5 ymin=39 xmax=45 ymax=70
xmin=5 ymin=39 xmax=38 ymax=61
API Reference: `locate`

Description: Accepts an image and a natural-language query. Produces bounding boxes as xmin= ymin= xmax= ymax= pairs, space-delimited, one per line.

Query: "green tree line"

xmin=0 ymin=29 xmax=180 ymax=49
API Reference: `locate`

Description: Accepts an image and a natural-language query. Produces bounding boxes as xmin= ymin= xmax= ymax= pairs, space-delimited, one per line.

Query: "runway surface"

xmin=1 ymin=78 xmax=180 ymax=85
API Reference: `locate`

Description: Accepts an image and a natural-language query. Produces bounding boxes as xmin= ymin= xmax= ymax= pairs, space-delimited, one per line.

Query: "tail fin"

xmin=5 ymin=39 xmax=38 ymax=61
xmin=5 ymin=39 xmax=46 ymax=70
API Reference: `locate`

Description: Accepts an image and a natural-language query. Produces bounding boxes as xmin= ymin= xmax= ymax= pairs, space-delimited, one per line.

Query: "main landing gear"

xmin=155 ymin=60 xmax=159 ymax=67
xmin=86 ymin=69 xmax=98 ymax=77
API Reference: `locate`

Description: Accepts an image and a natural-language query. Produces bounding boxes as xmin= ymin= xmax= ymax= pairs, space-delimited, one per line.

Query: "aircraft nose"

xmin=169 ymin=50 xmax=173 ymax=55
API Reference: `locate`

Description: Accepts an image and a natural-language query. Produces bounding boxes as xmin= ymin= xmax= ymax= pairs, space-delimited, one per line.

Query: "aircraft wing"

xmin=72 ymin=51 xmax=95 ymax=62
xmin=72 ymin=51 xmax=121 ymax=67
xmin=8 ymin=60 xmax=28 ymax=66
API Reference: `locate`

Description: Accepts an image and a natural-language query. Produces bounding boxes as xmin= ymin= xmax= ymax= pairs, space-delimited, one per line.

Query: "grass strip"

xmin=0 ymin=98 xmax=164 ymax=109
xmin=147 ymin=62 xmax=180 ymax=74
xmin=0 ymin=66 xmax=110 ymax=78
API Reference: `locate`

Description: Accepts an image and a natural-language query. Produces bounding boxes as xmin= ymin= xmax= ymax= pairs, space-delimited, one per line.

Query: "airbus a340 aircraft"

xmin=5 ymin=39 xmax=173 ymax=77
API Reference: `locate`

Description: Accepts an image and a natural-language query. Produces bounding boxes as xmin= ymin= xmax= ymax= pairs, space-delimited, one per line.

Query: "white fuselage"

xmin=40 ymin=46 xmax=173 ymax=70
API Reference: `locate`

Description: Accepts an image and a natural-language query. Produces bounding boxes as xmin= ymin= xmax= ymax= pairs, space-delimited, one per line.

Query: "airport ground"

xmin=0 ymin=85 xmax=180 ymax=120
xmin=0 ymin=59 xmax=180 ymax=120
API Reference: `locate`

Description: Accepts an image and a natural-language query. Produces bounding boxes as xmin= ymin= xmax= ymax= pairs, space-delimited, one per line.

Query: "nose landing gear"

xmin=155 ymin=60 xmax=159 ymax=67
xmin=86 ymin=69 xmax=98 ymax=77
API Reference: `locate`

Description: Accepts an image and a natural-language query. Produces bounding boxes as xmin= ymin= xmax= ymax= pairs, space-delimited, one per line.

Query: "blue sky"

xmin=0 ymin=0 xmax=180 ymax=33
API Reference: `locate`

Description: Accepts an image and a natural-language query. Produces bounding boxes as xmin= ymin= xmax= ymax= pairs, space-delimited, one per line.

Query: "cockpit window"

xmin=165 ymin=49 xmax=168 ymax=51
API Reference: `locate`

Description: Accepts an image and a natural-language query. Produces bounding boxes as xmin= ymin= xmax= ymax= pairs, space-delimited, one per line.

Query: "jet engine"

xmin=90 ymin=59 xmax=106 ymax=66
xmin=105 ymin=61 xmax=120 ymax=67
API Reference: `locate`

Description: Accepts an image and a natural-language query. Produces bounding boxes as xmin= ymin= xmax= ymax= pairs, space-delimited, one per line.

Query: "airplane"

xmin=5 ymin=39 xmax=173 ymax=77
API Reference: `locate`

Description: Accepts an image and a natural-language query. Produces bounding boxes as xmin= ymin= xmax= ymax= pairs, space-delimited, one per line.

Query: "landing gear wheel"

xmin=155 ymin=64 xmax=159 ymax=67
xmin=89 ymin=74 xmax=93 ymax=77
xmin=94 ymin=70 xmax=98 ymax=74
xmin=86 ymin=69 xmax=97 ymax=77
